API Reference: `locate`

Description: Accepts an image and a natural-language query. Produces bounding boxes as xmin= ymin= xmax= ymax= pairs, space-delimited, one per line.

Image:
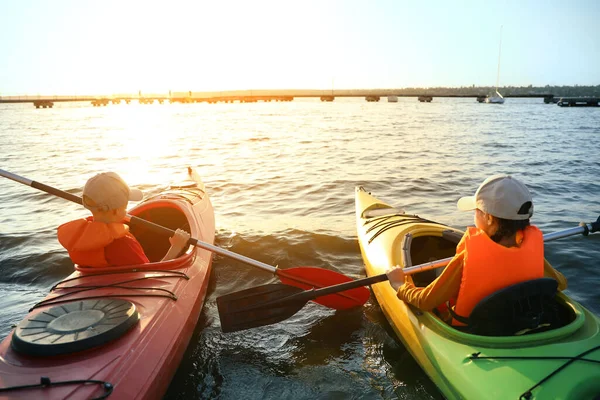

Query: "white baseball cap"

xmin=82 ymin=172 xmax=143 ymax=211
xmin=457 ymin=174 xmax=533 ymax=220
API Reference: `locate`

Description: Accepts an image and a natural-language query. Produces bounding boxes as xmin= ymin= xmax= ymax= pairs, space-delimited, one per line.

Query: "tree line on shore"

xmin=389 ymin=85 xmax=600 ymax=97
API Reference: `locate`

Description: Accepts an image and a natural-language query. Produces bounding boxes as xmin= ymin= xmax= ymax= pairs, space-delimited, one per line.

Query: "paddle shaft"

xmin=307 ymin=218 xmax=600 ymax=296
xmin=0 ymin=168 xmax=279 ymax=273
xmin=1 ymin=170 xmax=84 ymax=205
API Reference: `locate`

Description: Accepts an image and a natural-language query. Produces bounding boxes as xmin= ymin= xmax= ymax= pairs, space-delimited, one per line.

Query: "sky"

xmin=0 ymin=0 xmax=598 ymax=95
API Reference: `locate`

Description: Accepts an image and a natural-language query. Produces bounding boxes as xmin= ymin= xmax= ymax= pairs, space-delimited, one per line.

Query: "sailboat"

xmin=485 ymin=26 xmax=505 ymax=104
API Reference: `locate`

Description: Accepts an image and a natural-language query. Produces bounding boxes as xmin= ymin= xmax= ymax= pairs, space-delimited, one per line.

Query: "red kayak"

xmin=0 ymin=175 xmax=215 ymax=399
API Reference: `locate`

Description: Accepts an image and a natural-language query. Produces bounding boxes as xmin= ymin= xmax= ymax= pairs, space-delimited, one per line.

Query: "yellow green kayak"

xmin=355 ymin=186 xmax=600 ymax=400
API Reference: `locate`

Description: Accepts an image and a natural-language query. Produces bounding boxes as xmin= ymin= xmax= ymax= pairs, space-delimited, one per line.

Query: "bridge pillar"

xmin=33 ymin=100 xmax=53 ymax=108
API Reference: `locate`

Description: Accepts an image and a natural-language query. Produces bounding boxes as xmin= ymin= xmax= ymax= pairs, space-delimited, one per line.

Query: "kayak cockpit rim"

xmin=401 ymin=226 xmax=463 ymax=286
xmin=75 ymin=197 xmax=199 ymax=274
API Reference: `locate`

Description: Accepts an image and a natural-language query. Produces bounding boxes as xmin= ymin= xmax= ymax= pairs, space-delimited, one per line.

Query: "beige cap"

xmin=82 ymin=172 xmax=143 ymax=212
xmin=457 ymin=174 xmax=533 ymax=220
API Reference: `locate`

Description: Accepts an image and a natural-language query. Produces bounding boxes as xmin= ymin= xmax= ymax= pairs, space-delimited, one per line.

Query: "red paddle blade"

xmin=276 ymin=267 xmax=370 ymax=310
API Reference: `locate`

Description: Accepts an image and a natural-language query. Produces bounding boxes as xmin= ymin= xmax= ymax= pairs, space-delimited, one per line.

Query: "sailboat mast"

xmin=495 ymin=25 xmax=503 ymax=92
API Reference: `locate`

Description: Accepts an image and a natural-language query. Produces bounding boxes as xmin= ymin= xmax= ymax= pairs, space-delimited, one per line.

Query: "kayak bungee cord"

xmin=0 ymin=377 xmax=113 ymax=400
xmin=365 ymin=213 xmax=433 ymax=243
xmin=43 ymin=277 xmax=180 ymax=302
xmin=31 ymin=293 xmax=177 ymax=312
xmin=469 ymin=345 xmax=600 ymax=399
xmin=364 ymin=212 xmax=424 ymax=233
xmin=30 ymin=272 xmax=187 ymax=311
xmin=51 ymin=269 xmax=189 ymax=290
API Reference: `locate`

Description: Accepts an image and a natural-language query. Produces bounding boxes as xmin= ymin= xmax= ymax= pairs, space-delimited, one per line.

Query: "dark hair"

xmin=490 ymin=201 xmax=533 ymax=243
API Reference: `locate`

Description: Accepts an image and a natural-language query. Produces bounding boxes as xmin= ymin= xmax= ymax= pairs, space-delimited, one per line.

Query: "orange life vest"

xmin=452 ymin=225 xmax=544 ymax=325
xmin=57 ymin=219 xmax=129 ymax=267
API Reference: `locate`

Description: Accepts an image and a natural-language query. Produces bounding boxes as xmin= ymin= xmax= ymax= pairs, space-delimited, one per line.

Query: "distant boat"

xmin=485 ymin=26 xmax=505 ymax=104
xmin=388 ymin=96 xmax=398 ymax=103
xmin=485 ymin=91 xmax=505 ymax=104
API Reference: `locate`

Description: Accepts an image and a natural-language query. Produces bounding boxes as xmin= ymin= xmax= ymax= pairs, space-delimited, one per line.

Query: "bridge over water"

xmin=0 ymin=90 xmax=558 ymax=108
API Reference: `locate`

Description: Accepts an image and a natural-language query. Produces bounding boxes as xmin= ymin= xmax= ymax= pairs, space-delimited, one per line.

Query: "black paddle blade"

xmin=217 ymin=284 xmax=310 ymax=333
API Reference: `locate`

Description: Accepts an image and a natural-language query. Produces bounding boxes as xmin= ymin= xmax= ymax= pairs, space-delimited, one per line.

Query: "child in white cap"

xmin=57 ymin=172 xmax=190 ymax=267
xmin=386 ymin=174 xmax=567 ymax=325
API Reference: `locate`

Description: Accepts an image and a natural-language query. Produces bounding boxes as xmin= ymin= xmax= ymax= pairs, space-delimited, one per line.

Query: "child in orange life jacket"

xmin=386 ymin=174 xmax=567 ymax=325
xmin=57 ymin=172 xmax=190 ymax=267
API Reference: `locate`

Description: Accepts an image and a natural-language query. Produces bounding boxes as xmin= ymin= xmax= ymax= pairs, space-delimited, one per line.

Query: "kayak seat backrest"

xmin=461 ymin=278 xmax=571 ymax=336
xmin=129 ymin=205 xmax=190 ymax=262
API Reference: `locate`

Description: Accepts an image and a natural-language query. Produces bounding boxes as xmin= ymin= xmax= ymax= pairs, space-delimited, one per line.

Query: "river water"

xmin=0 ymin=98 xmax=599 ymax=399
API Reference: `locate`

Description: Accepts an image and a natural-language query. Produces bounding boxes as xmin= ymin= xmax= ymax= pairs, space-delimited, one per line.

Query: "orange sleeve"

xmin=543 ymin=259 xmax=568 ymax=291
xmin=396 ymin=252 xmax=465 ymax=311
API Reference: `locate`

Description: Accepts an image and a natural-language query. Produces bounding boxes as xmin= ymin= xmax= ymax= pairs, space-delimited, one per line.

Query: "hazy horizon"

xmin=1 ymin=1 xmax=598 ymax=95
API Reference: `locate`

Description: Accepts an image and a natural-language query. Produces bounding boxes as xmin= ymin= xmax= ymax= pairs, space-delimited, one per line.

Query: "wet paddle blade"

xmin=217 ymin=284 xmax=310 ymax=333
xmin=277 ymin=267 xmax=370 ymax=309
